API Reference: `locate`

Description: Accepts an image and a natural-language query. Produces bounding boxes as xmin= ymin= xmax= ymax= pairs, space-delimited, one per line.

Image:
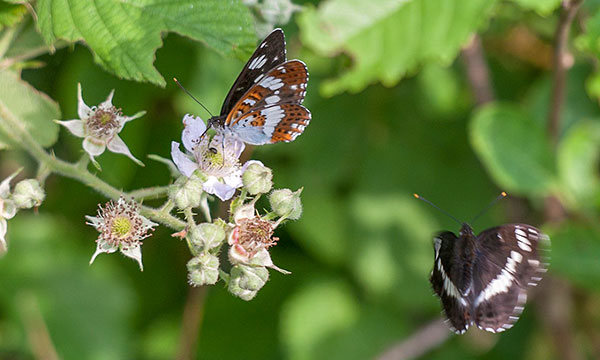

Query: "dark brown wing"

xmin=471 ymin=224 xmax=549 ymax=332
xmin=430 ymin=231 xmax=473 ymax=334
xmin=220 ymin=29 xmax=286 ymax=117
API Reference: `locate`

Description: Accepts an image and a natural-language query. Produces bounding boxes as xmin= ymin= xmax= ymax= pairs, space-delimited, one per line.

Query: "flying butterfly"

xmin=414 ymin=193 xmax=549 ymax=334
xmin=178 ymin=28 xmax=310 ymax=146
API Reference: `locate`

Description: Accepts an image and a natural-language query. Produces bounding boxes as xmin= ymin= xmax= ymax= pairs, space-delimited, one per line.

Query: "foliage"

xmin=1 ymin=0 xmax=600 ymax=359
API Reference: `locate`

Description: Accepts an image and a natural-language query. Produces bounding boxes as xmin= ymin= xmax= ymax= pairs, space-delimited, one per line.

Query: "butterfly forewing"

xmin=470 ymin=224 xmax=548 ymax=332
xmin=226 ymin=60 xmax=309 ymax=126
xmin=429 ymin=223 xmax=549 ymax=334
xmin=220 ymin=29 xmax=286 ymax=117
xmin=430 ymin=232 xmax=473 ymax=333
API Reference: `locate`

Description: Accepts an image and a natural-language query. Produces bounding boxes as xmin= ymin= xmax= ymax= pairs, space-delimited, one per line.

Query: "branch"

xmin=376 ymin=318 xmax=450 ymax=360
xmin=175 ymin=286 xmax=208 ymax=360
xmin=548 ymin=0 xmax=583 ymax=145
xmin=462 ymin=35 xmax=495 ymax=106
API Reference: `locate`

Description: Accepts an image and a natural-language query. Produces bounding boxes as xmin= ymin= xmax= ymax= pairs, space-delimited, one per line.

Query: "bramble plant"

xmin=0 ymin=0 xmax=304 ymax=301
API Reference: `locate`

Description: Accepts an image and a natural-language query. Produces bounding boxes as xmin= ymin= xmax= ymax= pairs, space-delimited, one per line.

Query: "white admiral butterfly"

xmin=205 ymin=28 xmax=310 ymax=145
xmin=415 ymin=193 xmax=549 ymax=334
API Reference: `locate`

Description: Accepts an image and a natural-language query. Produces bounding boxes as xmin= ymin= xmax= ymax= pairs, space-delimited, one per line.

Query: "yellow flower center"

xmin=111 ymin=216 xmax=131 ymax=238
xmin=99 ymin=112 xmax=113 ymax=125
xmin=205 ymin=150 xmax=224 ymax=167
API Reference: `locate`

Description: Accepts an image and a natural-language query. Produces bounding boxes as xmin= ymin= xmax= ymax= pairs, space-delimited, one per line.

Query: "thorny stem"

xmin=198 ymin=193 xmax=212 ymax=223
xmin=0 ymin=102 xmax=185 ymax=230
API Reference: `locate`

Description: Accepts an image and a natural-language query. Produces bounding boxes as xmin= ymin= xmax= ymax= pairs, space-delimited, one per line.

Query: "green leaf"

xmin=0 ymin=70 xmax=60 ymax=149
xmin=0 ymin=2 xmax=27 ymax=30
xmin=298 ymin=0 xmax=497 ymax=96
xmin=557 ymin=120 xmax=600 ymax=209
xmin=280 ymin=279 xmax=360 ymax=360
xmin=509 ymin=0 xmax=562 ymax=15
xmin=35 ymin=0 xmax=256 ymax=86
xmin=546 ymin=221 xmax=600 ymax=291
xmin=469 ymin=103 xmax=555 ymax=196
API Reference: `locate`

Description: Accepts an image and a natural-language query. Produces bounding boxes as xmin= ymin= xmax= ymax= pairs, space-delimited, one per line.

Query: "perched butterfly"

xmin=204 ymin=28 xmax=310 ymax=145
xmin=415 ymin=193 xmax=549 ymax=334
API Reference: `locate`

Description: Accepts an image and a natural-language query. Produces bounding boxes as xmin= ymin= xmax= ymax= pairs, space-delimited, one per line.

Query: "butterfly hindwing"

xmin=220 ymin=29 xmax=286 ymax=117
xmin=227 ymin=103 xmax=310 ymax=145
xmin=430 ymin=232 xmax=473 ymax=334
xmin=226 ymin=60 xmax=309 ymax=126
xmin=470 ymin=224 xmax=548 ymax=332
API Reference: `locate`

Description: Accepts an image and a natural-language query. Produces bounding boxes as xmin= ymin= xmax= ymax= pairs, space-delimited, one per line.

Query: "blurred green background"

xmin=1 ymin=0 xmax=600 ymax=359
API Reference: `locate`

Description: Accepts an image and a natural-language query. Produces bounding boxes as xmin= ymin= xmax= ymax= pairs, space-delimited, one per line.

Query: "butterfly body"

xmin=210 ymin=29 xmax=310 ymax=145
xmin=430 ymin=222 xmax=548 ymax=334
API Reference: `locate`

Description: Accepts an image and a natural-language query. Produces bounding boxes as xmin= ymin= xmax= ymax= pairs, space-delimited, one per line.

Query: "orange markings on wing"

xmin=226 ymin=60 xmax=308 ymax=127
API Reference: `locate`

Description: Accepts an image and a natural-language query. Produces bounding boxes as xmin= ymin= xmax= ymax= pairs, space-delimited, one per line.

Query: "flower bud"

xmin=187 ymin=253 xmax=220 ymax=286
xmin=12 ymin=179 xmax=45 ymax=209
xmin=269 ymin=188 xmax=302 ymax=220
xmin=169 ymin=174 xmax=204 ymax=209
xmin=189 ymin=223 xmax=226 ymax=251
xmin=242 ymin=161 xmax=272 ymax=195
xmin=228 ymin=264 xmax=269 ymax=301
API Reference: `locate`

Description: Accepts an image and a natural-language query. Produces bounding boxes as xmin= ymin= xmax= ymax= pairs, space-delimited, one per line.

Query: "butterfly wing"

xmin=220 ymin=29 xmax=286 ymax=117
xmin=226 ymin=103 xmax=310 ymax=145
xmin=430 ymin=231 xmax=473 ymax=334
xmin=224 ymin=60 xmax=310 ymax=144
xmin=471 ymin=224 xmax=549 ymax=332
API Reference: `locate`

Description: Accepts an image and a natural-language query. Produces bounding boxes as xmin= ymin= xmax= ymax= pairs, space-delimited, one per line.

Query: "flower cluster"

xmin=54 ymin=84 xmax=307 ymax=300
xmin=167 ymin=114 xmax=303 ymax=300
xmin=0 ymin=170 xmax=45 ymax=255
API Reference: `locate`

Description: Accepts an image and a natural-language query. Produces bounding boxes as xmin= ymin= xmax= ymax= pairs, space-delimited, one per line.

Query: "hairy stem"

xmin=0 ymin=103 xmax=185 ymax=230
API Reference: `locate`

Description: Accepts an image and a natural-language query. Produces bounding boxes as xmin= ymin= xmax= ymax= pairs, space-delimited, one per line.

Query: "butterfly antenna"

xmin=414 ymin=194 xmax=462 ymax=226
xmin=470 ymin=192 xmax=507 ymax=224
xmin=173 ymin=78 xmax=215 ymax=118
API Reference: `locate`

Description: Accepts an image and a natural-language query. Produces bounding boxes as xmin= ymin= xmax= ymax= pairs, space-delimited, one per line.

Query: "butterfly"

xmin=415 ymin=194 xmax=549 ymax=334
xmin=205 ymin=28 xmax=310 ymax=145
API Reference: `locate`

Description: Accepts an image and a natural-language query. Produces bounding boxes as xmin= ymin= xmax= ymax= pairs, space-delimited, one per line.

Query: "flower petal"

xmin=182 ymin=114 xmax=207 ymax=153
xmin=77 ymin=83 xmax=92 ymax=120
xmin=203 ymin=176 xmax=237 ymax=201
xmin=121 ymin=110 xmax=146 ymax=124
xmin=56 ymin=120 xmax=85 ymax=137
xmin=0 ymin=168 xmax=21 ymax=198
xmin=223 ymin=169 xmax=243 ymax=189
xmin=85 ymin=215 xmax=103 ymax=229
xmin=120 ymin=244 xmax=144 ymax=271
xmin=1 ymin=199 xmax=17 ymax=219
xmin=251 ymin=248 xmax=291 ymax=274
xmin=104 ymin=89 xmax=115 ymax=105
xmin=171 ymin=141 xmax=198 ymax=177
xmin=107 ymin=135 xmax=144 ymax=166
xmin=83 ymin=137 xmax=106 ymax=157
xmin=0 ymin=218 xmax=7 ymax=255
xmin=89 ymin=239 xmax=119 ymax=265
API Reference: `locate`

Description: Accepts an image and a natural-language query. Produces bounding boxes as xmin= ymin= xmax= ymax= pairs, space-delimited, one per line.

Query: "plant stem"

xmin=0 ymin=103 xmax=185 ymax=230
xmin=128 ymin=186 xmax=170 ymax=200
xmin=548 ymin=0 xmax=583 ymax=146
